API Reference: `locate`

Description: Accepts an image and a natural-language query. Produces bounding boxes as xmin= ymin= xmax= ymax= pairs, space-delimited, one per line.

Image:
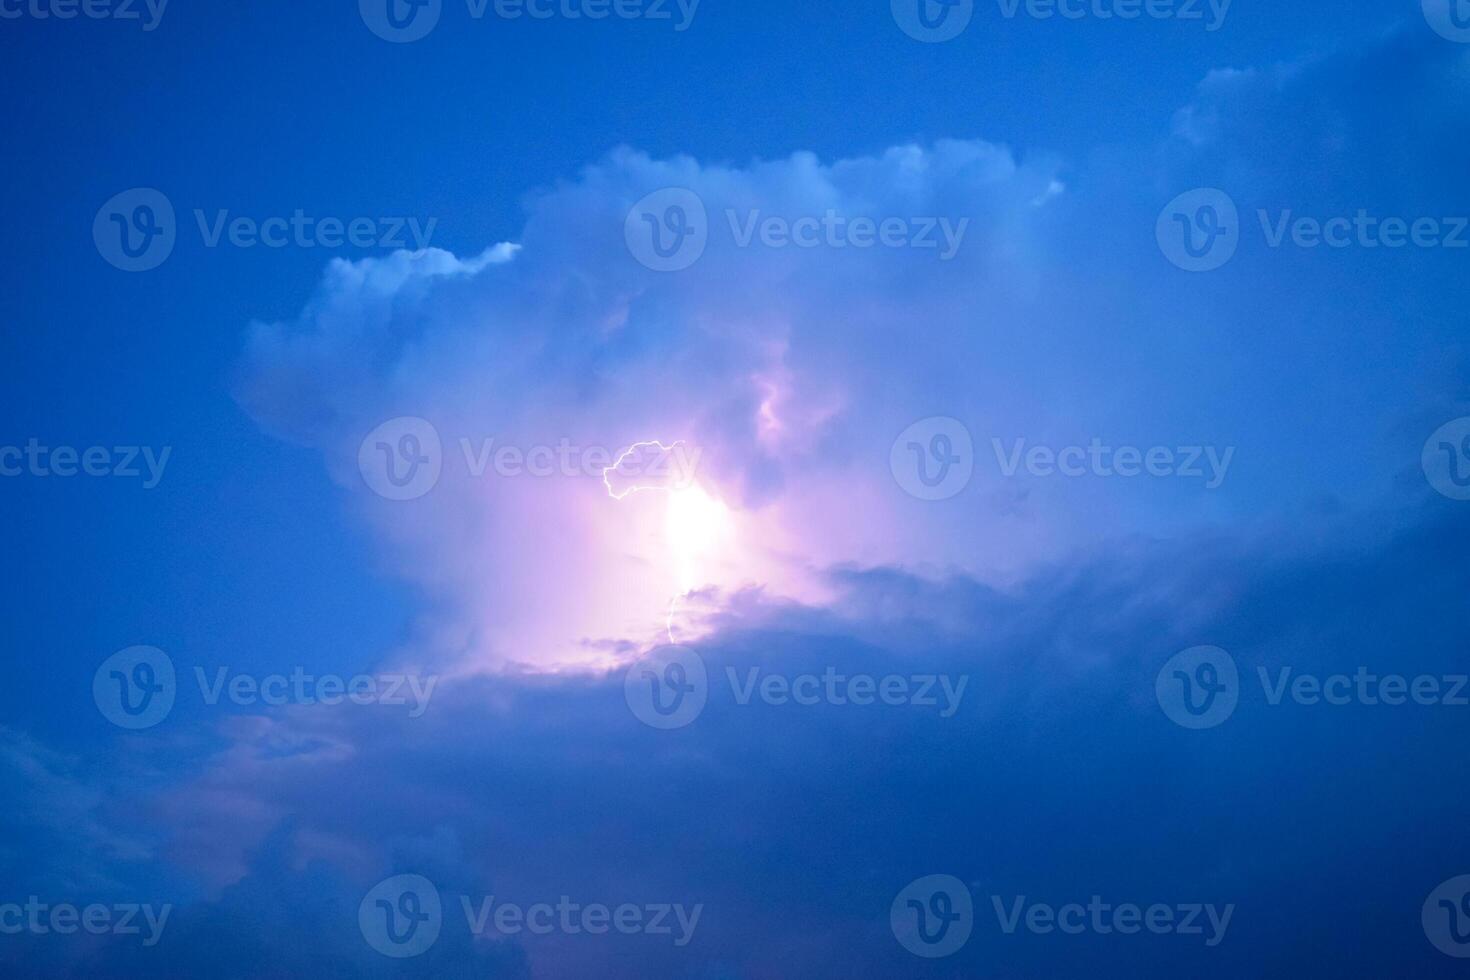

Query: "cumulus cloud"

xmin=236 ymin=138 xmax=1080 ymax=670
xmin=241 ymin=42 xmax=1468 ymax=669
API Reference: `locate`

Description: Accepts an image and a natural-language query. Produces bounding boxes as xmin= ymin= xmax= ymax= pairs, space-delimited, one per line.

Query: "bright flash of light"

xmin=602 ymin=440 xmax=731 ymax=643
xmin=665 ymin=484 xmax=732 ymax=595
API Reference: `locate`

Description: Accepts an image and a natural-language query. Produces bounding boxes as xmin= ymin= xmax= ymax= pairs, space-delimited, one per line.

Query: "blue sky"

xmin=2 ymin=0 xmax=1470 ymax=976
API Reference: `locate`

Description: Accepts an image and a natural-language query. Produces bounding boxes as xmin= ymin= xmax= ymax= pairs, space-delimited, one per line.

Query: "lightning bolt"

xmin=603 ymin=439 xmax=690 ymax=644
xmin=602 ymin=439 xmax=687 ymax=500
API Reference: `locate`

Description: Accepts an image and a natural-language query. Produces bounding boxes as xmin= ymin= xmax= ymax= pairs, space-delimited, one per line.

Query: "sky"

xmin=2 ymin=0 xmax=1470 ymax=976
